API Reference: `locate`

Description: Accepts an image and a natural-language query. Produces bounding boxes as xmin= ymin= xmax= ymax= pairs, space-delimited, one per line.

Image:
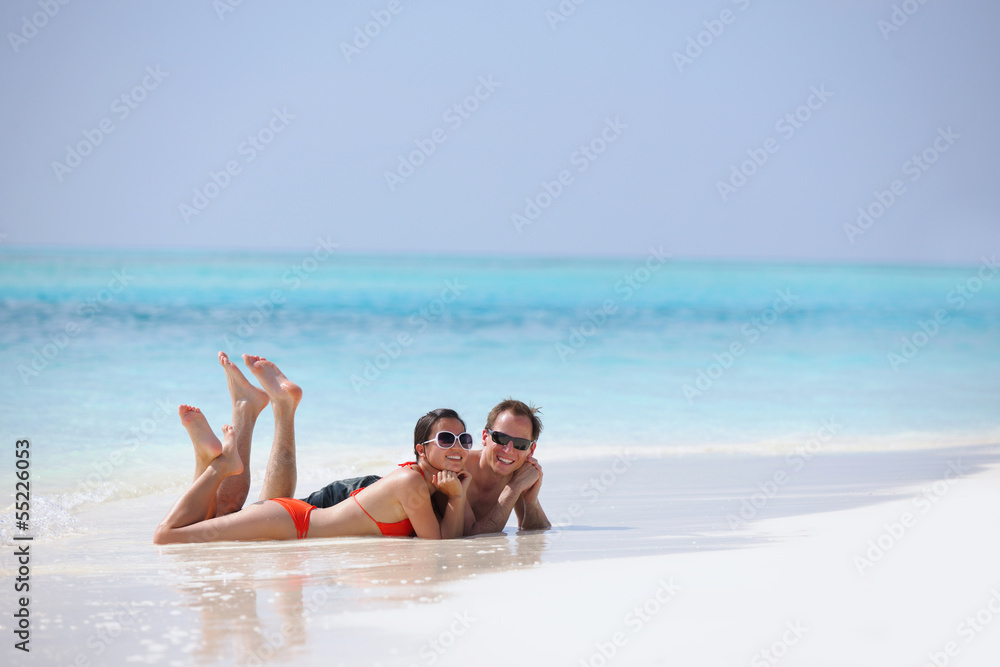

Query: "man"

xmin=460 ymin=398 xmax=551 ymax=534
xmin=212 ymin=352 xmax=549 ymax=534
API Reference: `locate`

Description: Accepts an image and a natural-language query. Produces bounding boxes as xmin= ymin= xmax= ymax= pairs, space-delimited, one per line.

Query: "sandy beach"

xmin=3 ymin=443 xmax=998 ymax=666
xmin=4 ymin=0 xmax=999 ymax=664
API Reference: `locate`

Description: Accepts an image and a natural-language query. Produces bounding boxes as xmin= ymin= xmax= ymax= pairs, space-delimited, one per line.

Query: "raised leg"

xmin=181 ymin=405 xmax=222 ymax=486
xmin=214 ymin=352 xmax=269 ymax=516
xmin=154 ymin=422 xmax=244 ymax=543
xmin=243 ymin=355 xmax=302 ymax=501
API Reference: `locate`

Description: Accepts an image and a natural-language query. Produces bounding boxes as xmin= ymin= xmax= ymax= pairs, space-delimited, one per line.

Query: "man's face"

xmin=481 ymin=411 xmax=536 ymax=475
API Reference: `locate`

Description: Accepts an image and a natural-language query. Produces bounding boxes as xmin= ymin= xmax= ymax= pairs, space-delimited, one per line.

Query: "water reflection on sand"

xmin=163 ymin=532 xmax=548 ymax=664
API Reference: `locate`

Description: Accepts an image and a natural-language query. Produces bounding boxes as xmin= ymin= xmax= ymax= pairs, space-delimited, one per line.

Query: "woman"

xmin=153 ymin=408 xmax=474 ymax=543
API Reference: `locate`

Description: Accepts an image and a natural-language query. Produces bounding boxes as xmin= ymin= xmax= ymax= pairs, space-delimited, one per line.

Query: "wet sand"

xmin=3 ymin=445 xmax=1000 ymax=666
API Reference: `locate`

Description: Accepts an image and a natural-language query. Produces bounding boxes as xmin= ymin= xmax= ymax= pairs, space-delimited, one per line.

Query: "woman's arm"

xmin=438 ymin=492 xmax=466 ymax=539
xmin=399 ymin=470 xmax=470 ymax=539
xmin=399 ymin=477 xmax=443 ymax=539
xmin=462 ymin=497 xmax=476 ymax=536
xmin=430 ymin=470 xmax=470 ymax=539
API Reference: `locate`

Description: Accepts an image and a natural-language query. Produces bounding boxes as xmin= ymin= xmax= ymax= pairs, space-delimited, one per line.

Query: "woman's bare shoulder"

xmin=382 ymin=463 xmax=426 ymax=490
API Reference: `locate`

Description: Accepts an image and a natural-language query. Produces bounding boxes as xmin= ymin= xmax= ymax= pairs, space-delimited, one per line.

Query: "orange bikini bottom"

xmin=270 ymin=497 xmax=316 ymax=539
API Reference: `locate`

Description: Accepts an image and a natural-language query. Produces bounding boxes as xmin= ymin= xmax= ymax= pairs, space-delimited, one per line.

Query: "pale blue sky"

xmin=1 ymin=0 xmax=997 ymax=262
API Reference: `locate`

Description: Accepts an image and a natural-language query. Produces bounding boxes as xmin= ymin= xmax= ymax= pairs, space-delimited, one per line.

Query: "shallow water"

xmin=1 ymin=249 xmax=998 ymax=552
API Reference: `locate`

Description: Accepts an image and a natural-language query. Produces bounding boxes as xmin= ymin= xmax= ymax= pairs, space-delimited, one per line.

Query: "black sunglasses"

xmin=487 ymin=429 xmax=534 ymax=451
xmin=422 ymin=431 xmax=474 ymax=450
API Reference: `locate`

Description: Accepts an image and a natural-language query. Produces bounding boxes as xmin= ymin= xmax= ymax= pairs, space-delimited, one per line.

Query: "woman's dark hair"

xmin=413 ymin=408 xmax=466 ymax=460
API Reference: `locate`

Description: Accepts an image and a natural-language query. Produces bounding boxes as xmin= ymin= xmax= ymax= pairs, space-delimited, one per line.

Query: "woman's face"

xmin=419 ymin=417 xmax=471 ymax=472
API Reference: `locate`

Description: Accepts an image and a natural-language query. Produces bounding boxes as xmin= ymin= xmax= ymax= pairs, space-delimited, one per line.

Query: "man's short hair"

xmin=485 ymin=398 xmax=543 ymax=442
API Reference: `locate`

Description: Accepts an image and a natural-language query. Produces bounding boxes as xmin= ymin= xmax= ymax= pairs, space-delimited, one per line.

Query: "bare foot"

xmin=215 ymin=424 xmax=244 ymax=477
xmin=180 ymin=405 xmax=222 ymax=468
xmin=243 ymin=355 xmax=302 ymax=412
xmin=219 ymin=351 xmax=269 ymax=415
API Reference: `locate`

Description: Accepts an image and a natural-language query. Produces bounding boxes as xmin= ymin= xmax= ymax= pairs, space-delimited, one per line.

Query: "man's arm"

xmin=466 ymin=484 xmax=522 ymax=535
xmin=466 ymin=463 xmax=540 ymax=535
xmin=514 ymin=458 xmax=551 ymax=530
xmin=515 ymin=494 xmax=551 ymax=530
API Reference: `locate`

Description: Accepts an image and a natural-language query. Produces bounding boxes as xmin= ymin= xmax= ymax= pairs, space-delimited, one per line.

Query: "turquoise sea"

xmin=1 ymin=248 xmax=999 ymax=542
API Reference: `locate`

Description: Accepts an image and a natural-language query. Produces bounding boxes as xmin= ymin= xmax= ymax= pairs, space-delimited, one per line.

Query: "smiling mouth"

xmin=446 ymin=455 xmax=463 ymax=461
xmin=497 ymin=456 xmax=514 ymax=465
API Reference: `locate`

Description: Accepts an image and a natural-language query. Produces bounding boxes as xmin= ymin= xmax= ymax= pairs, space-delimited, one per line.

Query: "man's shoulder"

xmin=464 ymin=450 xmax=487 ymax=483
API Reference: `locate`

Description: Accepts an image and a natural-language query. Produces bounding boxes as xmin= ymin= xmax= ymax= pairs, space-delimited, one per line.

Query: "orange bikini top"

xmin=349 ymin=463 xmax=418 ymax=537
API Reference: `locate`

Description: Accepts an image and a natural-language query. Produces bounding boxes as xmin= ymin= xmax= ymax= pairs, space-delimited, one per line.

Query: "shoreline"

xmin=2 ymin=445 xmax=999 ymax=665
xmin=25 ymin=435 xmax=1000 ymax=516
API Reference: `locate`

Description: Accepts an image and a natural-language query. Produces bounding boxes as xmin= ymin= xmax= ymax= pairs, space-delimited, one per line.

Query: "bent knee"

xmin=152 ymin=524 xmax=171 ymax=545
xmin=153 ymin=521 xmax=193 ymax=545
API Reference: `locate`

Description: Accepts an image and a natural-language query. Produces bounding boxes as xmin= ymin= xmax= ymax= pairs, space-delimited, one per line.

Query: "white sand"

xmin=323 ymin=449 xmax=1000 ymax=667
xmin=3 ymin=446 xmax=999 ymax=666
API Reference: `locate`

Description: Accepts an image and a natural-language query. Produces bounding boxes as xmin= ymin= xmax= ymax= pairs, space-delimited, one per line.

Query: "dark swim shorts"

xmin=299 ymin=475 xmax=382 ymax=509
